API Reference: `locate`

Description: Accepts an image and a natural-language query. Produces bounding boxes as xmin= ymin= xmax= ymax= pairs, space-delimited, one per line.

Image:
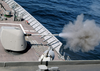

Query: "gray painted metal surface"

xmin=4 ymin=0 xmax=62 ymax=55
xmin=0 ymin=64 xmax=100 ymax=71
xmin=0 ymin=60 xmax=99 ymax=67
xmin=0 ymin=60 xmax=99 ymax=71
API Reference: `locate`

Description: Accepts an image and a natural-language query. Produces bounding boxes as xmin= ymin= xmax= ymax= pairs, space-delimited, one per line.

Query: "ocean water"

xmin=15 ymin=0 xmax=100 ymax=60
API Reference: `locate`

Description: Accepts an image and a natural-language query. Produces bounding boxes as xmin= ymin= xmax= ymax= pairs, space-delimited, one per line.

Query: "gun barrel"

xmin=24 ymin=34 xmax=59 ymax=36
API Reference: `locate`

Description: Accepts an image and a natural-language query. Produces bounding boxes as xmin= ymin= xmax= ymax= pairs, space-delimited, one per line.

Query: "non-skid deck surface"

xmin=0 ymin=1 xmax=62 ymax=62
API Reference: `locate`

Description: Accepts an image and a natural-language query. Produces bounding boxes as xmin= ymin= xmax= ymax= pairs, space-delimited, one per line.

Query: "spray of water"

xmin=59 ymin=14 xmax=100 ymax=52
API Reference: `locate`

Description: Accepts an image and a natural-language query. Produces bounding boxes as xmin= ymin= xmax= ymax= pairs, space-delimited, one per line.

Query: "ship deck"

xmin=0 ymin=1 xmax=63 ymax=62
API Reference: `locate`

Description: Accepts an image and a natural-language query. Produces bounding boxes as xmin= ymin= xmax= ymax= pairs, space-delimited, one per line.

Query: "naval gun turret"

xmin=0 ymin=26 xmax=27 ymax=51
xmin=0 ymin=26 xmax=60 ymax=52
xmin=0 ymin=26 xmax=61 ymax=61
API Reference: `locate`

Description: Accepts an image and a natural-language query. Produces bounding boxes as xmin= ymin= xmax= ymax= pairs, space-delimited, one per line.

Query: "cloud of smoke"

xmin=59 ymin=14 xmax=100 ymax=52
